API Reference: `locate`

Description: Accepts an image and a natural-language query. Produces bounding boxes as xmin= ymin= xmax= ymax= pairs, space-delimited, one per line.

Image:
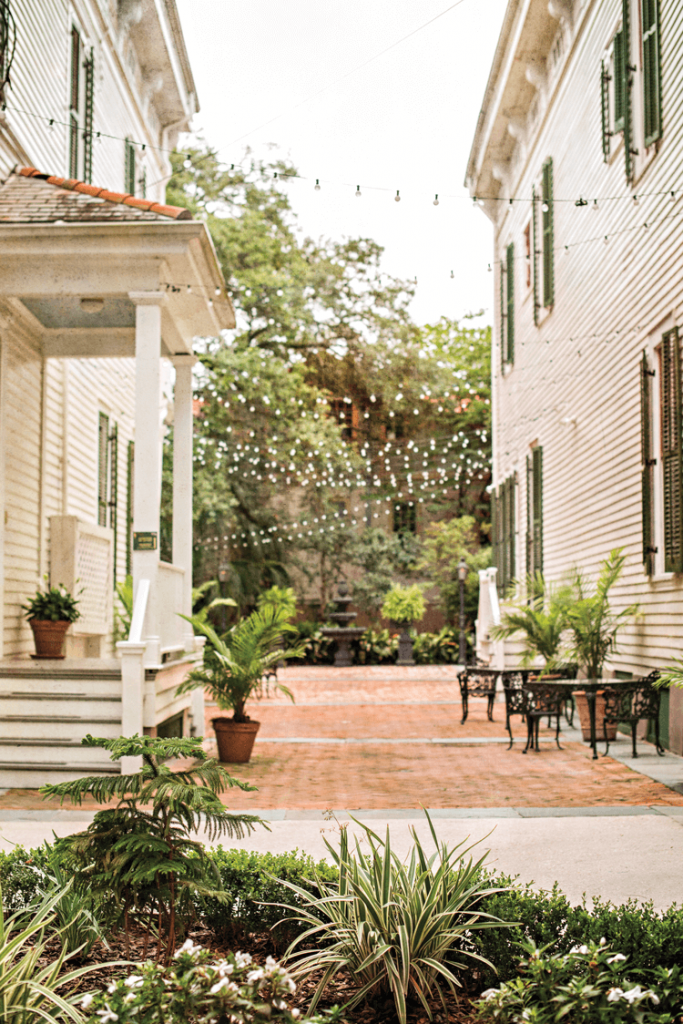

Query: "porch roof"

xmin=0 ymin=169 xmax=235 ymax=355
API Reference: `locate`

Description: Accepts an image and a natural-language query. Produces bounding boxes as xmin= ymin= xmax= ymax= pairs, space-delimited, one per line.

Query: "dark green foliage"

xmin=198 ymin=846 xmax=338 ymax=950
xmin=412 ymin=626 xmax=460 ymax=664
xmin=0 ymin=845 xmax=51 ymax=915
xmin=288 ymin=620 xmax=335 ymax=664
xmin=22 ymin=580 xmax=81 ymax=622
xmin=473 ymin=874 xmax=683 ymax=988
xmin=353 ymin=628 xmax=398 ymax=665
xmin=41 ymin=735 xmax=264 ymax=960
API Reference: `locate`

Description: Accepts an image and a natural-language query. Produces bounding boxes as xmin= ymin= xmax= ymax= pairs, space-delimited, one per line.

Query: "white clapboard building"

xmin=466 ymin=0 xmax=683 ymax=753
xmin=0 ymin=0 xmax=234 ymax=782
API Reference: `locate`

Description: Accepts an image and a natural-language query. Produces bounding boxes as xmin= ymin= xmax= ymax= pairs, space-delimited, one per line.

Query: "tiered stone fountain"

xmin=321 ymin=579 xmax=365 ymax=667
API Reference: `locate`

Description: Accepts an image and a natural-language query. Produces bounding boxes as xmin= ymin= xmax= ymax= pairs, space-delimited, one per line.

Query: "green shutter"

xmin=622 ymin=0 xmax=635 ymax=183
xmin=500 ymin=482 xmax=508 ymax=590
xmin=661 ymin=328 xmax=683 ymax=573
xmin=83 ymin=47 xmax=94 ymax=184
xmin=126 ymin=440 xmax=135 ymax=575
xmin=109 ymin=422 xmax=118 ymax=584
xmin=69 ymin=27 xmax=81 ymax=178
xmin=642 ymin=0 xmax=662 ymax=147
xmin=499 ymin=260 xmax=506 ymax=369
xmin=542 ymin=159 xmax=554 ymax=308
xmin=601 ymin=59 xmax=612 ymax=161
xmin=508 ymin=474 xmax=516 ymax=582
xmin=641 ymin=351 xmax=656 ymax=575
xmin=614 ymin=29 xmax=625 ymax=132
xmin=491 ymin=488 xmax=499 ymax=576
xmin=124 ymin=138 xmax=136 ymax=194
xmin=506 ymin=243 xmax=515 ymax=364
xmin=532 ymin=187 xmax=539 ymax=326
xmin=98 ymin=412 xmax=109 ymax=527
xmin=532 ymin=446 xmax=543 ymax=574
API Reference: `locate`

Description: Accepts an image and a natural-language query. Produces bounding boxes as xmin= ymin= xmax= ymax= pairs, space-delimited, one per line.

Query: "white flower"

xmin=292 ymin=1010 xmax=300 ymax=1019
xmin=648 ymin=992 xmax=660 ymax=1005
xmin=81 ymin=994 xmax=95 ymax=1009
xmin=481 ymin=989 xmax=500 ymax=1001
xmin=265 ymin=956 xmax=278 ymax=969
xmin=607 ymin=988 xmax=624 ymax=1002
xmin=124 ymin=975 xmax=144 ymax=989
xmin=175 ymin=938 xmax=202 ymax=958
xmin=600 ymin=937 xmax=607 ymax=946
xmin=96 ymin=1008 xmax=119 ymax=1024
xmin=235 ymin=952 xmax=253 ymax=967
xmin=607 ymin=953 xmax=627 ymax=963
xmin=569 ymin=944 xmax=589 ymax=955
xmin=622 ymin=986 xmax=645 ymax=1004
xmin=247 ymin=969 xmax=265 ymax=983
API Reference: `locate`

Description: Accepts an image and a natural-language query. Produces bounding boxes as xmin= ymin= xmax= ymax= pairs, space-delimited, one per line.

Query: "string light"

xmin=433 ymin=194 xmax=439 ymax=206
xmin=314 ymin=179 xmax=321 ymax=191
xmin=355 ymin=185 xmax=362 ymax=198
xmin=592 ymin=199 xmax=599 ymax=211
xmin=394 ymin=190 xmax=401 ymax=202
xmin=632 ymin=194 xmax=640 ymax=206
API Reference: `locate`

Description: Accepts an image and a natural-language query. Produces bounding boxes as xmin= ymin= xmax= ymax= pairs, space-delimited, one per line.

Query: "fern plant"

xmin=276 ymin=813 xmax=511 ymax=1024
xmin=179 ymin=606 xmax=305 ymax=722
xmin=565 ymin=549 xmax=639 ymax=679
xmin=490 ymin=572 xmax=573 ymax=671
xmin=41 ymin=735 xmax=264 ymax=961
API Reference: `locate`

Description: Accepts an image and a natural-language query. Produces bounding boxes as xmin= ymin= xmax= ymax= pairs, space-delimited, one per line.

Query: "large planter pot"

xmin=392 ymin=621 xmax=414 ymax=666
xmin=29 ymin=619 xmax=70 ymax=659
xmin=572 ymin=690 xmax=617 ymax=742
xmin=212 ymin=717 xmax=261 ymax=763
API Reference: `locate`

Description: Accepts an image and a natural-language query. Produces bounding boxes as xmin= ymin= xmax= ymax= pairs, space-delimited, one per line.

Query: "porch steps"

xmin=0 ymin=659 xmax=124 ymax=787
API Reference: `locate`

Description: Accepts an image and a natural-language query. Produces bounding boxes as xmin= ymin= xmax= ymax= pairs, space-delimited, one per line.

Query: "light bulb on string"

xmin=592 ymin=199 xmax=599 ymax=211
xmin=541 ymin=202 xmax=549 ymax=213
xmin=603 ymin=235 xmax=609 ymax=244
xmin=632 ymin=194 xmax=640 ymax=206
xmin=214 ymin=287 xmax=221 ymax=296
xmin=433 ymin=194 xmax=439 ymax=206
xmin=48 ymin=118 xmax=55 ymax=132
xmin=564 ymin=245 xmax=570 ymax=256
xmin=394 ymin=190 xmax=401 ymax=202
xmin=670 ymin=190 xmax=677 ymax=201
xmin=314 ymin=179 xmax=321 ymax=191
xmin=487 ymin=263 xmax=492 ymax=272
xmin=355 ymin=185 xmax=361 ymax=198
xmin=450 ymin=270 xmax=454 ymax=279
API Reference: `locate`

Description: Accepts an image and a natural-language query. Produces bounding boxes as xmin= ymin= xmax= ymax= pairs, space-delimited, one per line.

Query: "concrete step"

xmin=0 ymin=695 xmax=122 ymax=719
xmin=0 ymin=760 xmax=120 ymax=787
xmin=0 ymin=678 xmax=121 ymax=698
xmin=0 ymin=742 xmax=115 ymax=767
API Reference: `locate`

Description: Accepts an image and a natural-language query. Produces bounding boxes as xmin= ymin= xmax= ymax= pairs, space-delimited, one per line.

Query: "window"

xmin=68 ymin=27 xmax=94 ymax=181
xmin=541 ymin=159 xmax=554 ymax=308
xmin=641 ymin=350 xmax=656 ymax=575
xmin=642 ymin=0 xmax=662 ymax=147
xmin=124 ymin=137 xmax=136 ymax=195
xmin=660 ymin=328 xmax=683 ymax=573
xmin=492 ymin=474 xmax=515 ymax=592
xmin=393 ymin=501 xmax=416 ymax=535
xmin=526 ymin=447 xmax=543 ymax=576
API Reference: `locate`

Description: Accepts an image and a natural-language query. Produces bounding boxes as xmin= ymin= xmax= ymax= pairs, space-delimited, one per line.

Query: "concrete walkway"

xmin=2 ymin=666 xmax=682 ymax=910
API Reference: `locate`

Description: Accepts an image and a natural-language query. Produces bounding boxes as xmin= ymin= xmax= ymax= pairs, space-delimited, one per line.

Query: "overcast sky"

xmin=175 ymin=0 xmax=508 ymax=327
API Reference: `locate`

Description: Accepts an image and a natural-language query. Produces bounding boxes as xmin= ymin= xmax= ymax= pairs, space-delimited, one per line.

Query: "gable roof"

xmin=0 ymin=167 xmax=193 ymax=223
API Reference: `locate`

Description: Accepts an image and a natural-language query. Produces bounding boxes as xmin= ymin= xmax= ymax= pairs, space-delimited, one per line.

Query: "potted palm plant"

xmin=381 ymin=584 xmax=426 ymax=666
xmin=490 ymin=572 xmax=573 ymax=673
xmin=22 ymin=580 xmax=81 ymax=659
xmin=566 ymin=548 xmax=639 ymax=741
xmin=178 ymin=605 xmax=306 ymax=763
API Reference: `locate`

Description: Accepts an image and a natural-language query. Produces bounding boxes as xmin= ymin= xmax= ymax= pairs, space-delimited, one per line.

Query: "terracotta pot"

xmin=212 ymin=717 xmax=261 ymax=763
xmin=572 ymin=690 xmax=617 ymax=742
xmin=29 ymin=620 xmax=70 ymax=659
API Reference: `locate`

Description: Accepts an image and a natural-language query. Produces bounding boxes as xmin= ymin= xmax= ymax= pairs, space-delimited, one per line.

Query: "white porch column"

xmin=171 ymin=354 xmax=197 ymax=652
xmin=129 ymin=291 xmax=166 ymax=666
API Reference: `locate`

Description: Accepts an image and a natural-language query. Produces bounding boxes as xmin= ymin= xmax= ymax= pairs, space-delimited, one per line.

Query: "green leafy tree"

xmin=42 ymin=736 xmax=262 ymax=960
xmin=347 ymin=527 xmax=422 ymax=621
xmin=419 ymin=515 xmax=491 ymax=626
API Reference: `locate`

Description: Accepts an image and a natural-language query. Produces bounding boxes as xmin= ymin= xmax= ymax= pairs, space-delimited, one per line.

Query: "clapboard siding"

xmin=472 ymin=0 xmax=683 ymax=748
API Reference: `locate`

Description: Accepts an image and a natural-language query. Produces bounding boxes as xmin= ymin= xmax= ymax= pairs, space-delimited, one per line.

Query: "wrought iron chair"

xmin=523 ymin=681 xmax=568 ymax=753
xmin=457 ymin=667 xmax=498 ymax=725
xmin=602 ymin=671 xmax=664 ymax=757
xmin=502 ymin=672 xmax=531 ymax=749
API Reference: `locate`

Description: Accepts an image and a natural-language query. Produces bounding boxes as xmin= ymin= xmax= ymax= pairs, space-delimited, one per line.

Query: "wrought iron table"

xmin=514 ymin=676 xmax=663 ymax=759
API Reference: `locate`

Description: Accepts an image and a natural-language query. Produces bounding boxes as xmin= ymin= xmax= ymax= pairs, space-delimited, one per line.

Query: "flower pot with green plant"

xmin=490 ymin=571 xmax=574 ymax=674
xmin=178 ymin=605 xmax=306 ymax=763
xmin=381 ymin=584 xmax=426 ymax=666
xmin=565 ymin=548 xmax=639 ymax=742
xmin=22 ymin=580 xmax=81 ymax=659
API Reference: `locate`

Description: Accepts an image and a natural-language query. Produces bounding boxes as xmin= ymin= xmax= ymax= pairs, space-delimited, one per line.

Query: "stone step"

xmin=0 ymin=677 xmax=121 ymax=698
xmin=0 ymin=761 xmax=120 ymax=787
xmin=0 ymin=743 xmax=116 ymax=765
xmin=0 ymin=695 xmax=122 ymax=719
xmin=0 ymin=716 xmax=121 ymax=741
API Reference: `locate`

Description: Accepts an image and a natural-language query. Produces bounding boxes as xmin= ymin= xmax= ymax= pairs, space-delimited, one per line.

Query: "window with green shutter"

xmin=109 ymin=422 xmax=118 ymax=583
xmin=532 ymin=187 xmax=539 ymax=326
xmin=0 ymin=0 xmax=17 ymax=104
xmin=83 ymin=47 xmax=94 ymax=184
xmin=124 ymin=138 xmax=136 ymax=195
xmin=499 ymin=259 xmax=506 ymax=370
xmin=506 ymin=243 xmax=515 ymax=363
xmin=506 ymin=474 xmax=516 ymax=583
xmin=661 ymin=328 xmax=683 ymax=573
xmin=541 ymin=160 xmax=554 ymax=308
xmin=492 ymin=487 xmax=500 ymax=578
xmin=621 ymin=0 xmax=636 ymax=183
xmin=641 ymin=350 xmax=656 ymax=575
xmin=642 ymin=0 xmax=662 ymax=147
xmin=494 ymin=475 xmax=516 ymax=592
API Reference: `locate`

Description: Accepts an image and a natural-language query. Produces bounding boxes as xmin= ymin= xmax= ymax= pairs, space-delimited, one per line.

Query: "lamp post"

xmin=458 ymin=557 xmax=468 ymax=666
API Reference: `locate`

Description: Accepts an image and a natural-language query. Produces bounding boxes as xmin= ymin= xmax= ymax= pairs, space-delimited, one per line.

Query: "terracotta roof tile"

xmin=0 ymin=167 xmax=193 ymax=223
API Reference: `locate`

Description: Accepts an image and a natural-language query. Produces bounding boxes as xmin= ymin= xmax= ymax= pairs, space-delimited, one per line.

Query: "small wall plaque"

xmin=133 ymin=531 xmax=158 ymax=551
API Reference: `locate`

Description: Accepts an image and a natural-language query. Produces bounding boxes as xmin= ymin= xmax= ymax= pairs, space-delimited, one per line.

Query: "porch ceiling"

xmin=0 ymin=220 xmax=235 ymax=357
